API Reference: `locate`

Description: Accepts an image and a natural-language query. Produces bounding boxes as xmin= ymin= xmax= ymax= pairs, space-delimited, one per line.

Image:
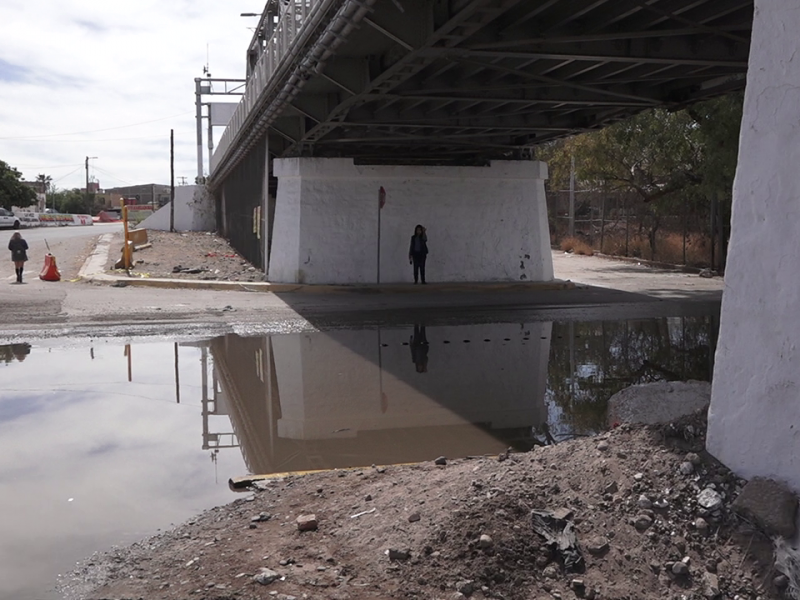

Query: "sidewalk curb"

xmin=77 ymin=235 xmax=575 ymax=294
xmin=81 ymin=273 xmax=576 ymax=294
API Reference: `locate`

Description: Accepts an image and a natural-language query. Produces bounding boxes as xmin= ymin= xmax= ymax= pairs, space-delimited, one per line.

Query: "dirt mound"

xmin=60 ymin=415 xmax=785 ymax=600
xmin=108 ymin=230 xmax=264 ymax=282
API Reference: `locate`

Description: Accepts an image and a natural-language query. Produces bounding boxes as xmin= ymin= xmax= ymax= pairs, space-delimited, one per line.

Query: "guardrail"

xmin=212 ymin=0 xmax=327 ymax=175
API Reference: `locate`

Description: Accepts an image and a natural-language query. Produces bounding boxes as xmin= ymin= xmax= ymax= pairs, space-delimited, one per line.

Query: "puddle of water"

xmin=0 ymin=316 xmax=717 ymax=600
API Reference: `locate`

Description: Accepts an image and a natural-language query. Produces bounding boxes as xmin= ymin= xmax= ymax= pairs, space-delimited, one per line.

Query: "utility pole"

xmin=568 ymin=154 xmax=576 ymax=238
xmin=85 ymin=156 xmax=97 ymax=210
xmin=170 ymin=129 xmax=175 ymax=232
xmin=195 ymin=78 xmax=204 ymax=182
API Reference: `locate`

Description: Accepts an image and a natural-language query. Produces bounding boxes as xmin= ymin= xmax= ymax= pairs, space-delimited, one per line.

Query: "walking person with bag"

xmin=8 ymin=231 xmax=28 ymax=284
xmin=408 ymin=224 xmax=428 ymax=284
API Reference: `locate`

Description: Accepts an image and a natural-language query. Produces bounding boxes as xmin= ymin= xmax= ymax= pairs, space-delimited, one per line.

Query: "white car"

xmin=0 ymin=208 xmax=20 ymax=229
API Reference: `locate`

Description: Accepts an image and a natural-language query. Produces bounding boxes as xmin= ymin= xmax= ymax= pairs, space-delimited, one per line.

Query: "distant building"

xmin=21 ymin=180 xmax=46 ymax=210
xmin=105 ymin=184 xmax=171 ymax=208
xmin=93 ymin=191 xmax=126 ymax=210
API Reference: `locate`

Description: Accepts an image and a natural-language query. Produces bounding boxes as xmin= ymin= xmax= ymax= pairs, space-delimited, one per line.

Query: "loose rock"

xmin=253 ymin=568 xmax=280 ymax=585
xmin=633 ymin=513 xmax=653 ymax=530
xmin=434 ymin=456 xmax=447 ymax=466
xmin=637 ymin=495 xmax=653 ymax=509
xmin=388 ymin=548 xmax=410 ymax=561
xmin=456 ymin=580 xmax=475 ymax=596
xmin=478 ymin=534 xmax=493 ymax=549
xmin=701 ymin=572 xmax=720 ymax=598
xmin=296 ymin=514 xmax=318 ymax=532
xmin=586 ymin=536 xmax=609 ymax=555
xmin=671 ymin=562 xmax=689 ymax=576
xmin=697 ymin=488 xmax=723 ymax=511
xmin=408 ymin=512 xmax=421 ymax=523
xmin=678 ymin=461 xmax=695 ymax=475
xmin=542 ymin=565 xmax=559 ymax=579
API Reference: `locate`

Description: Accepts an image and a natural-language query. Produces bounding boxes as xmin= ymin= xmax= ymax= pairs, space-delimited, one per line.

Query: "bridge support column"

xmin=267 ymin=158 xmax=553 ymax=284
xmin=707 ymin=0 xmax=800 ymax=490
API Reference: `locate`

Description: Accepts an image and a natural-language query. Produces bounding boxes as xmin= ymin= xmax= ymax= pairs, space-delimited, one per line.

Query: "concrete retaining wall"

xmin=268 ymin=158 xmax=553 ymax=284
xmin=16 ymin=212 xmax=92 ymax=228
xmin=139 ymin=185 xmax=216 ymax=232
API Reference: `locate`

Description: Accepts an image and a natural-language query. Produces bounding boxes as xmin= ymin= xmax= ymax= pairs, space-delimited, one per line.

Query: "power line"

xmin=3 ymin=132 xmax=195 ymax=143
xmin=52 ymin=166 xmax=84 ymax=184
xmin=0 ymin=112 xmax=194 ymax=140
xmin=92 ymin=166 xmax=133 ymax=186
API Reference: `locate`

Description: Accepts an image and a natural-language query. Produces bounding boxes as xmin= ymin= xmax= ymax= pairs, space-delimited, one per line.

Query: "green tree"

xmin=0 ymin=160 xmax=36 ymax=209
xmin=536 ymin=93 xmax=743 ymax=265
xmin=51 ymin=188 xmax=91 ymax=214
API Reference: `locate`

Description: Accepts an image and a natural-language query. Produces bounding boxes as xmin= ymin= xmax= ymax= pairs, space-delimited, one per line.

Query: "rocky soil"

xmin=106 ymin=230 xmax=264 ymax=282
xmin=60 ymin=413 xmax=791 ymax=600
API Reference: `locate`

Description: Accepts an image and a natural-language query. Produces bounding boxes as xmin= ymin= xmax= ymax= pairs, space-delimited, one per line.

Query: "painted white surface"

xmin=271 ymin=323 xmax=550 ymax=440
xmin=707 ymin=0 xmax=800 ymax=491
xmin=139 ymin=185 xmax=216 ymax=232
xmin=268 ymin=158 xmax=553 ymax=284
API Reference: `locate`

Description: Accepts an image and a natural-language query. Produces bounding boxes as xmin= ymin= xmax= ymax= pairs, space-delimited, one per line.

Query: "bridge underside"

xmin=258 ymin=0 xmax=752 ymax=167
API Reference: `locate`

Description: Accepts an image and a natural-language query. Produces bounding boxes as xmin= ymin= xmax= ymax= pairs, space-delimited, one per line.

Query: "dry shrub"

xmin=560 ymin=237 xmax=594 ymax=256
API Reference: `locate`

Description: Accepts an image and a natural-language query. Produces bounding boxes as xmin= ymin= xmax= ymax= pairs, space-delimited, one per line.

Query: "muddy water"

xmin=0 ymin=316 xmax=716 ymax=600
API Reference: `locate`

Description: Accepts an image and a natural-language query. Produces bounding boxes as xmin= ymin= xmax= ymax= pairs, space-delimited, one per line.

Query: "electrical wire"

xmin=92 ymin=166 xmax=133 ymax=186
xmin=0 ymin=112 xmax=194 ymax=140
xmin=4 ymin=133 xmax=194 ymax=143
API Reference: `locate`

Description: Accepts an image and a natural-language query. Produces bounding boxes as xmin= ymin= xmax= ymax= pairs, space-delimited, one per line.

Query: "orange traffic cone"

xmin=39 ymin=253 xmax=61 ymax=282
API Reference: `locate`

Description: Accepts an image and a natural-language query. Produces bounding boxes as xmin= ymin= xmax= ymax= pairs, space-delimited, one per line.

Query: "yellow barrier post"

xmin=121 ymin=205 xmax=132 ymax=269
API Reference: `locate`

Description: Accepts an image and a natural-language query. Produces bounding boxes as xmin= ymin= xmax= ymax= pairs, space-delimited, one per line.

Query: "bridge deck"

xmin=211 ymin=0 xmax=753 ymax=183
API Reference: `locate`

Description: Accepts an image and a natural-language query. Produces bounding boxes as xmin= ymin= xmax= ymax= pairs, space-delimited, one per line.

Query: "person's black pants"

xmin=412 ymin=254 xmax=426 ymax=283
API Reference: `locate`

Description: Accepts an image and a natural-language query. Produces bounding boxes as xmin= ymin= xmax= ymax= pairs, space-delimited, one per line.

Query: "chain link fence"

xmin=547 ymin=190 xmax=725 ymax=269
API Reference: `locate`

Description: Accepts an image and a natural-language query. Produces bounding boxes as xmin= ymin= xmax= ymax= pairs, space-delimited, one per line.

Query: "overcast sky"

xmin=0 ymin=0 xmax=259 ymax=191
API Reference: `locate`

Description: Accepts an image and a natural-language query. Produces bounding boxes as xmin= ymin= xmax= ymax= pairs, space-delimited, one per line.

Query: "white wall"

xmin=268 ymin=158 xmax=553 ymax=284
xmin=139 ymin=185 xmax=215 ymax=232
xmin=707 ymin=0 xmax=800 ymax=490
xmin=271 ymin=323 xmax=551 ymax=440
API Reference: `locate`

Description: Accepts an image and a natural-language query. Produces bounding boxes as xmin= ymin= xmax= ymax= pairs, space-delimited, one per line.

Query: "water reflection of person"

xmin=410 ymin=324 xmax=429 ymax=373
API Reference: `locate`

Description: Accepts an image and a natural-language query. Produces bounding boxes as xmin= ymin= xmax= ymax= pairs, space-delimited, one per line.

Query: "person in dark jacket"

xmin=408 ymin=224 xmax=428 ymax=284
xmin=8 ymin=232 xmax=28 ymax=284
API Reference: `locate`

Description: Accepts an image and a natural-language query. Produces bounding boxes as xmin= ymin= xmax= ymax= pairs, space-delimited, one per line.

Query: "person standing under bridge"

xmin=408 ymin=224 xmax=428 ymax=284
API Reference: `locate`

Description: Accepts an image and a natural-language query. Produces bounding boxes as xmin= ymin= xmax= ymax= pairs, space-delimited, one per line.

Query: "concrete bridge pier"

xmin=707 ymin=0 xmax=800 ymax=492
xmin=267 ymin=158 xmax=553 ymax=285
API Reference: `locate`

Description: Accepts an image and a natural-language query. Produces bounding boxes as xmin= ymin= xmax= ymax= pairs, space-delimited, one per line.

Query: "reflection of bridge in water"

xmin=201 ymin=316 xmax=719 ymax=476
xmin=206 ymin=324 xmax=550 ymax=475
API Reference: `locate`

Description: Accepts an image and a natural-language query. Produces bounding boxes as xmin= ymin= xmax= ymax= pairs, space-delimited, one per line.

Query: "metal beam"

xmin=468 ymin=27 xmax=745 ymax=49
xmin=426 ymin=48 xmax=748 ymax=68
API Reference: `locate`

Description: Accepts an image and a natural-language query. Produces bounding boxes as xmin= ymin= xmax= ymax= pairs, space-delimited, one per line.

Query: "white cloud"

xmin=0 ymin=0 xmax=259 ymax=190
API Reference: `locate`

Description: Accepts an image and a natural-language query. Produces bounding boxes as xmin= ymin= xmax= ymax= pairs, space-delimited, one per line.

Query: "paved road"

xmin=0 ymin=239 xmax=722 ymax=345
xmin=0 ymin=223 xmax=122 ymax=282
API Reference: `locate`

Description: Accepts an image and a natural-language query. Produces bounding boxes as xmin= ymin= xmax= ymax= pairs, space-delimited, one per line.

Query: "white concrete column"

xmin=267 ymin=158 xmax=553 ymax=284
xmin=707 ymin=0 xmax=800 ymax=490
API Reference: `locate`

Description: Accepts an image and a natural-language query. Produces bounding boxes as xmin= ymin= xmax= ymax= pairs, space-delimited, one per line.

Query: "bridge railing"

xmin=212 ymin=0 xmax=323 ymax=175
